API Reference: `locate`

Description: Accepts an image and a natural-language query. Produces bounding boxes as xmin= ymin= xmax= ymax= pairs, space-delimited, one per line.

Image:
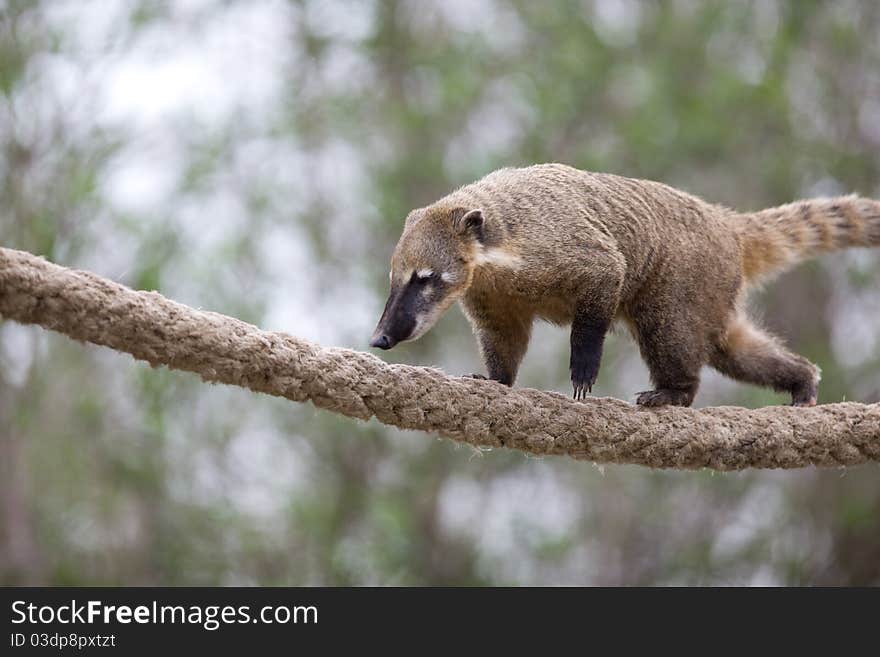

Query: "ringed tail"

xmin=736 ymin=195 xmax=880 ymax=284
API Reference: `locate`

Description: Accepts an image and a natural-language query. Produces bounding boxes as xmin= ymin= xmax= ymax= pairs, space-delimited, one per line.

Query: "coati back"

xmin=371 ymin=163 xmax=880 ymax=407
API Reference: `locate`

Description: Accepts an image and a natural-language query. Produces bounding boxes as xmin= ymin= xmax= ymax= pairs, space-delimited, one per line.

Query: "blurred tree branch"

xmin=1 ymin=246 xmax=878 ymax=471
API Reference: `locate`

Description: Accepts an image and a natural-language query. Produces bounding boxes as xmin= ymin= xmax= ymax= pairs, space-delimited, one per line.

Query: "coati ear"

xmin=453 ymin=208 xmax=484 ymax=241
xmin=404 ymin=209 xmax=423 ymax=228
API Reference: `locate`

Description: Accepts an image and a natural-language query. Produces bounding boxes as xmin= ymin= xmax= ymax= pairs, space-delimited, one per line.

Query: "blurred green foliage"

xmin=1 ymin=0 xmax=879 ymax=585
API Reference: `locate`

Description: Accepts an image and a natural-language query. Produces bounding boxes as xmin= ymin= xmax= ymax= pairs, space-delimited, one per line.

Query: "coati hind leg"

xmin=633 ymin=313 xmax=705 ymax=407
xmin=710 ymin=315 xmax=820 ymax=406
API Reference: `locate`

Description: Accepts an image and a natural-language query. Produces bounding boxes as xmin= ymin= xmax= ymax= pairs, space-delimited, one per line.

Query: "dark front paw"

xmin=570 ymin=352 xmax=600 ymax=401
xmin=636 ymin=388 xmax=696 ymax=407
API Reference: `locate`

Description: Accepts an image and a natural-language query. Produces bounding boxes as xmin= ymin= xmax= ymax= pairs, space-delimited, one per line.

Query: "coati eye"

xmin=415 ymin=269 xmax=434 ymax=284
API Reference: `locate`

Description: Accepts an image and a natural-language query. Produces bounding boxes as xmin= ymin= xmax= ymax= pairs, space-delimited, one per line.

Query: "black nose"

xmin=370 ymin=334 xmax=392 ymax=349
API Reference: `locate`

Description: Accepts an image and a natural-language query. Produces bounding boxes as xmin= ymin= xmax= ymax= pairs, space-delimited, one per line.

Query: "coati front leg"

xmin=710 ymin=315 xmax=820 ymax=406
xmin=570 ymin=303 xmax=613 ymax=400
xmin=467 ymin=314 xmax=533 ymax=386
xmin=569 ymin=260 xmax=625 ymax=399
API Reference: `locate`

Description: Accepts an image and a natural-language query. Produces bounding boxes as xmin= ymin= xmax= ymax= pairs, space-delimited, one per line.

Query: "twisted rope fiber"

xmin=1 ymin=247 xmax=878 ymax=470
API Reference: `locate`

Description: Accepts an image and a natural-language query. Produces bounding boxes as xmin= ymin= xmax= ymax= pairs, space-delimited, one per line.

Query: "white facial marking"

xmin=440 ymin=272 xmax=455 ymax=283
xmin=410 ymin=308 xmax=441 ymax=341
xmin=473 ymin=247 xmax=523 ymax=269
xmin=416 ymin=268 xmax=433 ymax=279
xmin=404 ymin=288 xmax=463 ymax=343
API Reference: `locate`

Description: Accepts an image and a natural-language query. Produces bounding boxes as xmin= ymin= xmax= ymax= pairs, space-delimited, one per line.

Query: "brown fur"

xmin=381 ymin=164 xmax=880 ymax=406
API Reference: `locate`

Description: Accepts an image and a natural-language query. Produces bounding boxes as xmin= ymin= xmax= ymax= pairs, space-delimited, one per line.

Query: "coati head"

xmin=370 ymin=206 xmax=485 ymax=349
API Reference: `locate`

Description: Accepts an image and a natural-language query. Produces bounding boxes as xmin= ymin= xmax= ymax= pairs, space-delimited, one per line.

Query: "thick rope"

xmin=0 ymin=246 xmax=878 ymax=470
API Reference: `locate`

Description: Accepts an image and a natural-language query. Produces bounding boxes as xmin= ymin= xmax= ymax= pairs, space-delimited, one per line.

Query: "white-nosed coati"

xmin=370 ymin=163 xmax=880 ymax=407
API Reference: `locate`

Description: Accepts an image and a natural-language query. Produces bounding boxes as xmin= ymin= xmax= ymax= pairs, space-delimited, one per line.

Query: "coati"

xmin=370 ymin=164 xmax=880 ymax=407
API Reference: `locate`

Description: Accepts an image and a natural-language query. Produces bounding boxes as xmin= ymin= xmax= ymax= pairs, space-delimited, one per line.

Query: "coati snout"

xmin=371 ymin=164 xmax=880 ymax=407
xmin=370 ymin=271 xmax=445 ymax=349
xmin=371 ymin=207 xmax=483 ymax=349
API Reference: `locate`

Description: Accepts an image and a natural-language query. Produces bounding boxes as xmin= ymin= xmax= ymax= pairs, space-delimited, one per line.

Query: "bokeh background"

xmin=2 ymin=0 xmax=879 ymax=586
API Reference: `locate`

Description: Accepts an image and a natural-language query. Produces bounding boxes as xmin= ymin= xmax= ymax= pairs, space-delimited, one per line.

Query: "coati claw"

xmin=461 ymin=373 xmax=488 ymax=380
xmin=571 ymin=377 xmax=596 ymax=400
xmin=570 ymin=354 xmax=599 ymax=401
xmin=571 ymin=381 xmax=594 ymax=401
xmin=571 ymin=380 xmax=596 ymax=400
